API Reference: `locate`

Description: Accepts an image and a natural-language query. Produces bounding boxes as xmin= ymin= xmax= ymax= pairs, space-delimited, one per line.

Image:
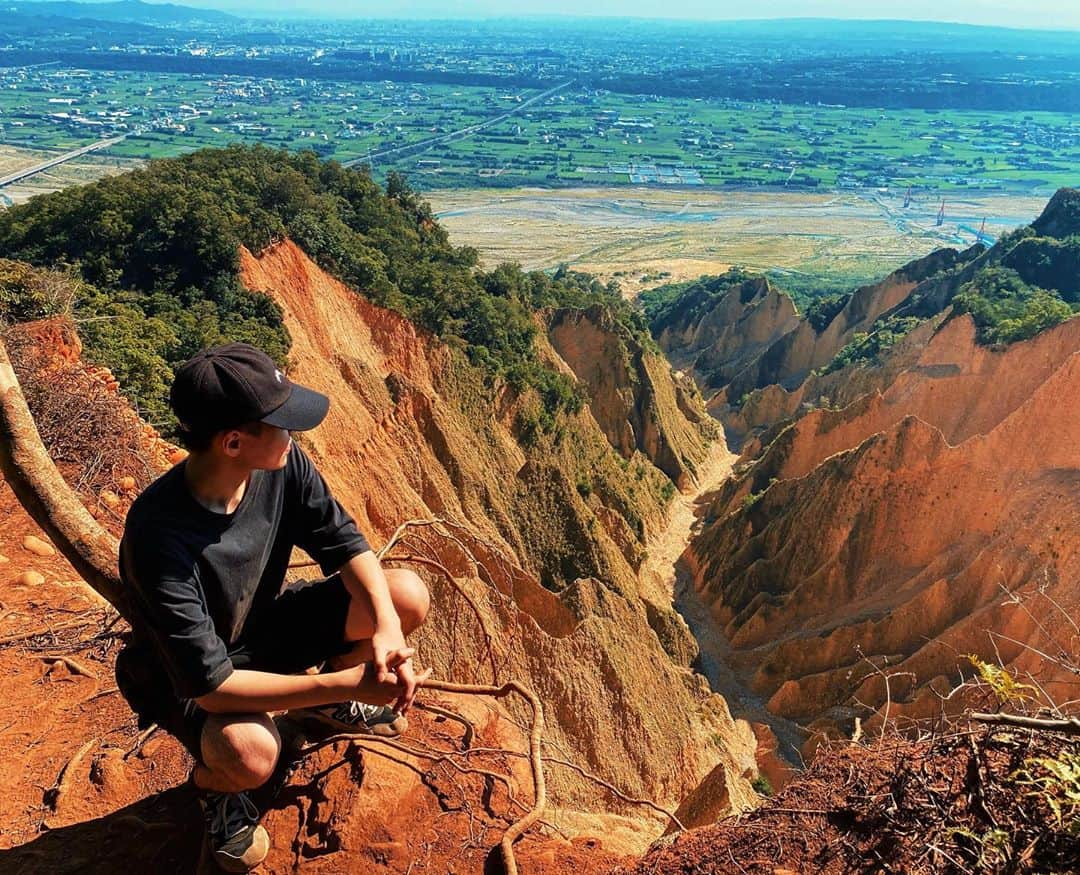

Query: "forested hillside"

xmin=0 ymin=144 xmax=648 ymax=429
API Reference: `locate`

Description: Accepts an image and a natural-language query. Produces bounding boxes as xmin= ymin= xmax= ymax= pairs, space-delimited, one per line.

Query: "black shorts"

xmin=115 ymin=574 xmax=353 ymax=760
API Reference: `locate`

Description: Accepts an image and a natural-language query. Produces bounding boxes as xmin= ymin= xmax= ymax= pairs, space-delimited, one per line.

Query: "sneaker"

xmin=198 ymin=790 xmax=270 ymax=873
xmin=291 ymin=701 xmax=408 ymax=737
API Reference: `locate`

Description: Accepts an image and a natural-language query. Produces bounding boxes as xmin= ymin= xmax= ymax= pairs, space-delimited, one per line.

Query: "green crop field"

xmin=1 ymin=67 xmax=1077 ymax=196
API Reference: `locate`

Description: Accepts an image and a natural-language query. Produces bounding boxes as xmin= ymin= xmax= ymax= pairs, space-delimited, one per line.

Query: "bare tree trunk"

xmin=0 ymin=333 xmax=122 ymax=613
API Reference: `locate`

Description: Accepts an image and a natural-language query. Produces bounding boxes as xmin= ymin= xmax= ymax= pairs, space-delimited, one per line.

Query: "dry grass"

xmin=3 ymin=319 xmax=163 ymax=519
xmin=618 ymin=725 xmax=1080 ymax=875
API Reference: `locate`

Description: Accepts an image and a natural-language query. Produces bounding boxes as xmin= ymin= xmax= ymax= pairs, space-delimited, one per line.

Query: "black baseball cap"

xmin=170 ymin=342 xmax=329 ymax=434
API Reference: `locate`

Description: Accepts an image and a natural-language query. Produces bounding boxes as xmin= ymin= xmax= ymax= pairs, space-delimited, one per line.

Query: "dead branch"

xmin=0 ymin=334 xmax=122 ymax=612
xmin=460 ymin=745 xmax=685 ymax=830
xmin=124 ymin=724 xmax=160 ymax=759
xmin=80 ymin=686 xmax=120 ymax=706
xmin=39 ymin=654 xmax=98 ymax=679
xmin=0 ymin=615 xmax=105 ymax=648
xmin=541 ymin=754 xmax=685 ymax=831
xmin=970 ymin=712 xmax=1080 ymax=735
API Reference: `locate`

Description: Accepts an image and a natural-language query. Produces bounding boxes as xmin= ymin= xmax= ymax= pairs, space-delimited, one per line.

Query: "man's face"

xmin=223 ymin=422 xmax=293 ymax=470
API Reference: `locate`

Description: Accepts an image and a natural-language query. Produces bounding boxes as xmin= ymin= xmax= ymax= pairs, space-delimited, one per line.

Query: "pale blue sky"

xmin=172 ymin=1 xmax=1080 ymax=30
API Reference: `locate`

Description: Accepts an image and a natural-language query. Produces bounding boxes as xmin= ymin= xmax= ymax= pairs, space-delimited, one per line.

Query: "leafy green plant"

xmin=751 ymin=775 xmax=774 ymax=797
xmin=1013 ymin=751 xmax=1080 ymax=833
xmin=741 ymin=490 xmax=764 ymax=510
xmin=953 ymin=266 xmax=1076 ymax=345
xmin=947 ymin=826 xmax=1011 ymax=868
xmin=821 ymin=315 xmax=923 ymax=375
xmin=965 ymin=655 xmax=1038 ymax=705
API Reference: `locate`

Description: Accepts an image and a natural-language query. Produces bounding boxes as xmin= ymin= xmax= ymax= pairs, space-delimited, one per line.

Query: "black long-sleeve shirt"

xmin=118 ymin=445 xmax=370 ymax=699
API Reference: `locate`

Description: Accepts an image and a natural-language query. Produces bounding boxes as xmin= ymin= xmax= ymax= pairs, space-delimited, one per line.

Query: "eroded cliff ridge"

xmin=0 ymin=148 xmax=775 ymax=870
xmin=667 ymin=188 xmax=1080 ymax=749
xmin=238 ymin=239 xmax=759 ymax=815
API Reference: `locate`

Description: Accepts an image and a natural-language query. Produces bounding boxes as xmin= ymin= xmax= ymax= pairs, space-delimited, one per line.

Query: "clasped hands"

xmin=361 ymin=626 xmax=432 ymax=715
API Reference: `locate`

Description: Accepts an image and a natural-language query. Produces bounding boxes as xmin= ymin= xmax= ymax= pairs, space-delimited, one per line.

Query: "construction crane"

xmin=935 ymin=199 xmax=946 ymax=227
xmin=958 ymin=217 xmax=996 ymax=247
xmin=903 ymin=185 xmax=912 ymax=208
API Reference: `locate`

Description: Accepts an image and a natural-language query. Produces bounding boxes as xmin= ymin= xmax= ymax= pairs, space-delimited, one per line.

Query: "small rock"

xmin=99 ymin=490 xmax=121 ymax=509
xmin=117 ymin=476 xmax=137 ymax=493
xmin=90 ymin=749 xmax=128 ymax=793
xmin=16 ymin=570 xmax=45 ymax=587
xmin=0 ymin=553 xmax=9 ymax=564
xmin=22 ymin=535 xmax=56 ymax=558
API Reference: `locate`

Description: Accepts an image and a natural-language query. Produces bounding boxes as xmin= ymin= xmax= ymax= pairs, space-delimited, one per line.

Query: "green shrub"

xmin=751 ymin=775 xmax=774 ymax=796
xmin=821 ymin=315 xmax=923 ymax=375
xmin=804 ymin=293 xmax=850 ymax=333
xmin=953 ymin=266 xmax=1076 ymax=345
xmin=639 ymin=268 xmax=763 ymax=333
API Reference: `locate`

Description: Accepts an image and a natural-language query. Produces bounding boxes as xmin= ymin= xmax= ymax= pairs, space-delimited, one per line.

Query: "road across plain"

xmin=0 ymin=136 xmax=125 ymax=189
xmin=344 ymin=80 xmax=573 ymax=168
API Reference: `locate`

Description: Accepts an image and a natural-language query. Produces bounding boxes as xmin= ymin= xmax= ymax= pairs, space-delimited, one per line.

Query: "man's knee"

xmin=391 ymin=568 xmax=430 ymax=633
xmin=201 ymin=714 xmax=280 ymax=789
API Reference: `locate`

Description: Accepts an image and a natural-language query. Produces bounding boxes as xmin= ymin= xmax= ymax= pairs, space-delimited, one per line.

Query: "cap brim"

xmin=261 ymin=383 xmax=330 ymax=431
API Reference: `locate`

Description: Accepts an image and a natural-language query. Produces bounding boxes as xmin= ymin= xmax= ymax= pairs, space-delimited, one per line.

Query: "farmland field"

xmin=2 ymin=68 xmax=1076 ymax=197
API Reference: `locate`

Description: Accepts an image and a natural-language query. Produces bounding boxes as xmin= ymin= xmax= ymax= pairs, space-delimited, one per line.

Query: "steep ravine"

xmin=635 ymin=441 xmax=804 ymax=768
xmin=0 ymin=261 xmax=769 ymax=872
xmin=654 ymin=190 xmax=1080 ymax=752
xmin=238 ymin=239 xmax=764 ymax=827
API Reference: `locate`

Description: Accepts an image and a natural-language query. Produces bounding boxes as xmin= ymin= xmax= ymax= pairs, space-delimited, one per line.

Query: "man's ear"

xmin=221 ymin=429 xmax=243 ymax=457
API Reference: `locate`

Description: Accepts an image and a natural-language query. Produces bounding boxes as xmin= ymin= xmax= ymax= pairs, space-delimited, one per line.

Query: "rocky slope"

xmin=650 ymin=248 xmax=977 ymax=448
xmin=0 ymin=246 xmax=768 ymax=873
xmin=546 ymin=305 xmax=716 ymax=492
xmin=674 ymin=190 xmax=1080 ymax=749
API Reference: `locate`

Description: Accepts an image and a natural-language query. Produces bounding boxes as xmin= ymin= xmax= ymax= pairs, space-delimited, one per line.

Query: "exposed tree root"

xmin=0 ymin=335 xmax=121 ymax=611
xmin=124 ymin=724 xmax=160 ymax=760
xmin=44 ymin=736 xmax=98 ymax=821
xmin=300 ymin=679 xmax=546 ymax=875
xmin=39 ymin=654 xmax=98 ymax=679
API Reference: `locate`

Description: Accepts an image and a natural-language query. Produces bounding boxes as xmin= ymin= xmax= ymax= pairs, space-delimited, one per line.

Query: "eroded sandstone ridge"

xmin=0 ymin=250 xmax=765 ymax=872
xmin=238 ymin=239 xmax=759 ymax=817
xmin=666 ymin=189 xmax=1080 ymax=751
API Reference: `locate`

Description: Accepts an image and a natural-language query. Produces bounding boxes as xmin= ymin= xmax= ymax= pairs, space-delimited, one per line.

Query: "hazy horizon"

xmin=121 ymin=0 xmax=1080 ymax=31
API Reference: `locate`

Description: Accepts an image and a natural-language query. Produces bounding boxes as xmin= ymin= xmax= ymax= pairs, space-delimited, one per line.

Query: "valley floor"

xmin=639 ymin=441 xmax=805 ymax=764
xmin=427 ymin=186 xmax=1050 ymax=296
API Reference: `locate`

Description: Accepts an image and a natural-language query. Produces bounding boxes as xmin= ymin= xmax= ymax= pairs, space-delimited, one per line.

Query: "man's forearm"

xmin=195 ymin=667 xmax=355 ymax=714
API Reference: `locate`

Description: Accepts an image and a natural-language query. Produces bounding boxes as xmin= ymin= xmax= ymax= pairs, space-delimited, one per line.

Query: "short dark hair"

xmin=176 ymin=420 xmax=264 ymax=453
